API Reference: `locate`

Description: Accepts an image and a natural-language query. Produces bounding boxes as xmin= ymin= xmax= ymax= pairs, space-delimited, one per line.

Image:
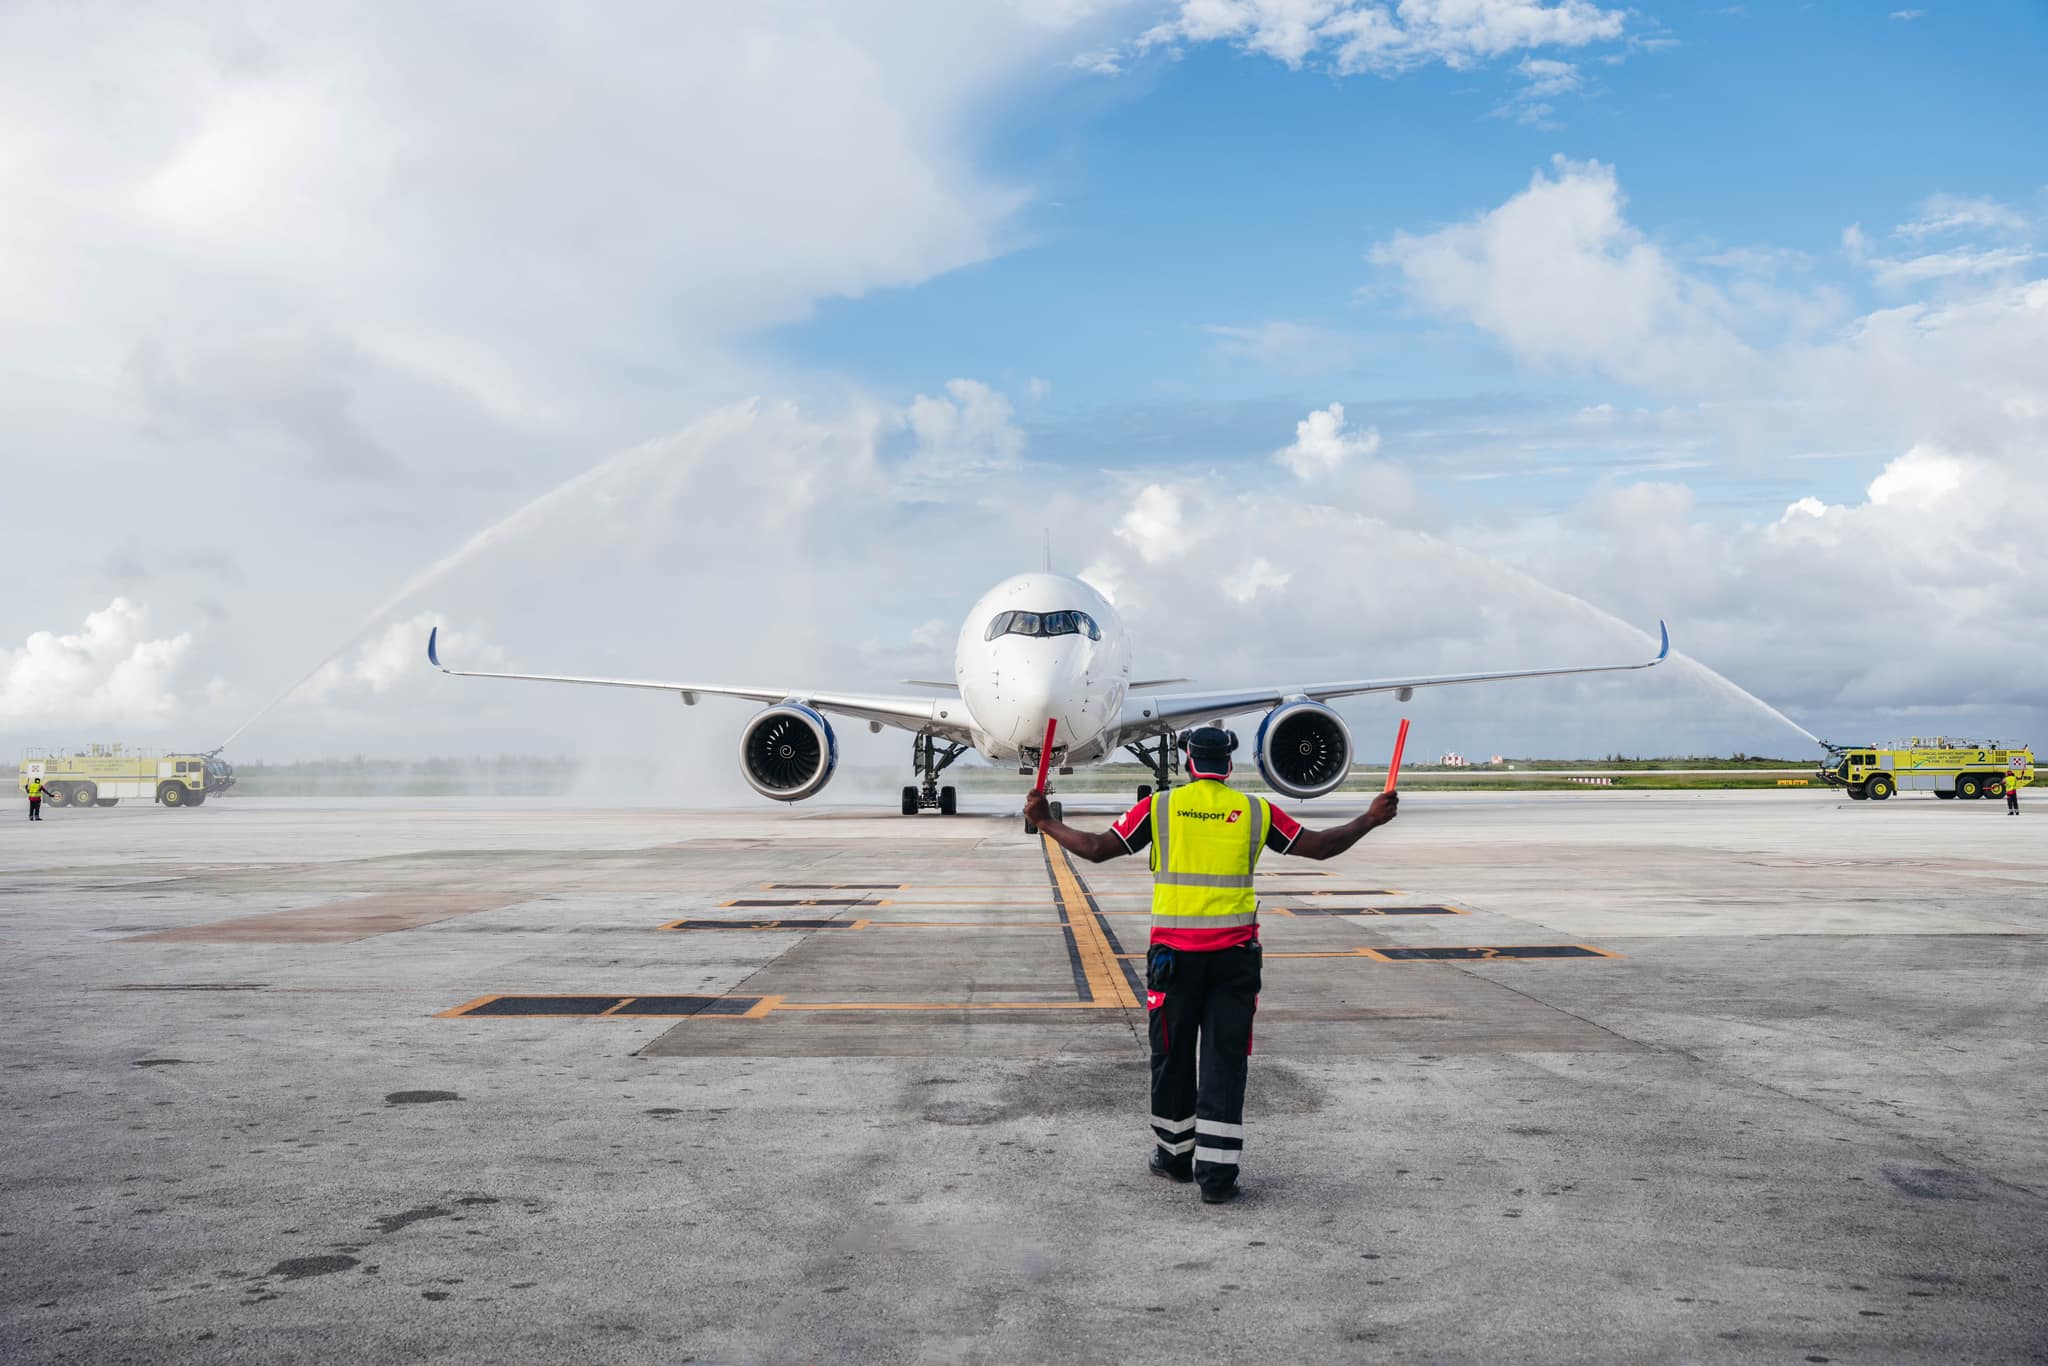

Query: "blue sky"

xmin=4 ymin=1 xmax=2043 ymax=763
xmin=768 ymin=3 xmax=2046 ymax=515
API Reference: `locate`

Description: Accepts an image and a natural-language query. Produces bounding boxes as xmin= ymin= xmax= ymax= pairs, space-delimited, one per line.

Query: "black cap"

xmin=1178 ymin=726 xmax=1238 ymax=778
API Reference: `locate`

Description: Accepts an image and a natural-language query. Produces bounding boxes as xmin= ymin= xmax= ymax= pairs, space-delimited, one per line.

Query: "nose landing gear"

xmin=903 ymin=733 xmax=966 ymax=816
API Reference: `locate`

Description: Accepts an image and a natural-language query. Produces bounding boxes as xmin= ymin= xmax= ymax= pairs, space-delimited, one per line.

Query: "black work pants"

xmin=1146 ymin=940 xmax=1261 ymax=1188
xmin=28 ymin=798 xmax=40 ymax=820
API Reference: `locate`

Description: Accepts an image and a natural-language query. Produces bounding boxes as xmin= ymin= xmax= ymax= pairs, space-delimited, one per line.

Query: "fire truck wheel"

xmin=96 ymin=799 xmax=119 ymax=807
xmin=72 ymin=783 xmax=96 ymax=806
xmin=1986 ymin=778 xmax=2006 ymax=798
xmin=1957 ymin=776 xmax=1982 ymax=800
xmin=1935 ymin=790 xmax=1956 ymax=799
xmin=1866 ymin=775 xmax=1894 ymax=800
xmin=1847 ymin=785 xmax=1869 ymax=800
xmin=159 ymin=783 xmax=185 ymax=807
xmin=44 ymin=785 xmax=70 ymax=807
xmin=187 ymin=792 xmax=207 ymax=807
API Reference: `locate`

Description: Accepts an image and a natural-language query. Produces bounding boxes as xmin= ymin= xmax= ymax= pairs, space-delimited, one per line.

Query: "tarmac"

xmin=2 ymin=790 xmax=2043 ymax=1365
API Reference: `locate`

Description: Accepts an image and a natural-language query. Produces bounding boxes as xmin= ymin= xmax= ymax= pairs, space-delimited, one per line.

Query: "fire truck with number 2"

xmin=1817 ymin=740 xmax=2033 ymax=802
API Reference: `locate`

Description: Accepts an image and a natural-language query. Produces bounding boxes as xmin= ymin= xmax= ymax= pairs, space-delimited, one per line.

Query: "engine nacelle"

xmin=1254 ymin=701 xmax=1353 ymax=800
xmin=739 ymin=704 xmax=838 ymax=802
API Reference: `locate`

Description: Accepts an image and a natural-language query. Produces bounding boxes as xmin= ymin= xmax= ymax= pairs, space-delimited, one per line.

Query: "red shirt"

xmin=1112 ymin=786 xmax=1302 ymax=951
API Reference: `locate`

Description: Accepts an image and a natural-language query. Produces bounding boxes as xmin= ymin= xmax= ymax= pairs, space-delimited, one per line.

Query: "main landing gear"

xmin=1124 ymin=734 xmax=1178 ymax=805
xmin=902 ymin=733 xmax=966 ymax=816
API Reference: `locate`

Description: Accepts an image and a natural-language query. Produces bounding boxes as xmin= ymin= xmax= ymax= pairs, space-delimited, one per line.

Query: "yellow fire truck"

xmin=19 ymin=745 xmax=235 ymax=809
xmin=1817 ymin=739 xmax=2034 ymax=802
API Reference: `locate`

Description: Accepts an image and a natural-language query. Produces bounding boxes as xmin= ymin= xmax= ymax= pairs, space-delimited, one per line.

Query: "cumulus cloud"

xmin=1372 ymin=158 xmax=1754 ymax=392
xmin=1115 ymin=484 xmax=1191 ymax=564
xmin=1276 ymin=402 xmax=1382 ymax=478
xmin=1135 ymin=0 xmax=1627 ymax=72
xmin=0 ymin=600 xmax=193 ymax=730
xmin=897 ymin=378 xmax=1028 ymax=491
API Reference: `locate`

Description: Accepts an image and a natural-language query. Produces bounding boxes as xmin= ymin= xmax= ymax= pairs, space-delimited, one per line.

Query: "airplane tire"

xmin=938 ymin=786 xmax=957 ymax=816
xmin=1023 ymin=815 xmax=1037 ymax=834
xmin=900 ymin=786 xmax=918 ymax=816
xmin=1137 ymin=785 xmax=1152 ymax=802
xmin=1050 ymin=801 xmax=1064 ymax=824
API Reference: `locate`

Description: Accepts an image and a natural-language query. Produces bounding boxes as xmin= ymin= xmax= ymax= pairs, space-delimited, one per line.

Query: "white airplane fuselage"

xmin=953 ymin=573 xmax=1132 ymax=766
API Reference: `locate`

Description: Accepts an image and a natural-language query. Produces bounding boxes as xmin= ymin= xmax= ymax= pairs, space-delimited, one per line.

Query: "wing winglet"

xmin=1656 ymin=620 xmax=1670 ymax=662
xmin=427 ymin=627 xmax=441 ymax=668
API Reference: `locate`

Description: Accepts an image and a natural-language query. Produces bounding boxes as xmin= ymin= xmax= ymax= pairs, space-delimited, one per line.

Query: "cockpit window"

xmin=984 ymin=610 xmax=1101 ymax=642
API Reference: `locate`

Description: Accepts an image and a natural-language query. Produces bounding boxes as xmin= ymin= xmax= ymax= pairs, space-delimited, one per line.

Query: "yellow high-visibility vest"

xmin=1147 ymin=778 xmax=1272 ymax=933
xmin=27 ymin=780 xmax=42 ymax=797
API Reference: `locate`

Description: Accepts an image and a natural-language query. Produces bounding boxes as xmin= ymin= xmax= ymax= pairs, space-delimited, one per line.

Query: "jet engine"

xmin=739 ymin=704 xmax=838 ymax=802
xmin=1254 ymin=701 xmax=1353 ymax=800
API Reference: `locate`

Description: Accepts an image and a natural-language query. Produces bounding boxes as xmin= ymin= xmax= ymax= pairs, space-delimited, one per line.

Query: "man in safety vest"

xmin=25 ymin=775 xmax=46 ymax=821
xmin=1025 ymin=726 xmax=1398 ymax=1203
xmin=2009 ymin=771 xmax=2022 ymax=815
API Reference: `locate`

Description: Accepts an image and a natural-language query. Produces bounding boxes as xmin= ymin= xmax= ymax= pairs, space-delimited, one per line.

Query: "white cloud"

xmin=1889 ymin=9 xmax=1925 ymax=19
xmin=1222 ymin=555 xmax=1292 ymax=604
xmin=0 ymin=600 xmax=193 ymax=729
xmin=1865 ymin=445 xmax=1969 ymax=506
xmin=1371 ymin=157 xmax=1752 ymax=391
xmin=1129 ymin=0 xmax=1626 ymax=74
xmin=1778 ymin=495 xmax=1830 ymax=523
xmin=1494 ymin=55 xmax=1583 ymax=126
xmin=896 ymin=378 xmax=1028 ymax=494
xmin=1115 ymin=483 xmax=1190 ymax=564
xmin=1276 ymin=402 xmax=1382 ymax=478
xmin=1896 ymin=193 xmax=2030 ymax=241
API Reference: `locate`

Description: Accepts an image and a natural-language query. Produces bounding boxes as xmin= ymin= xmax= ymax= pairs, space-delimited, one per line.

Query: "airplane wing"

xmin=428 ymin=629 xmax=968 ymax=739
xmin=1121 ymin=622 xmax=1670 ymax=736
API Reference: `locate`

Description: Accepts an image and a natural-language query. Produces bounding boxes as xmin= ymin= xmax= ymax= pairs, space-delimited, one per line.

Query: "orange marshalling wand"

xmin=1034 ymin=719 xmax=1058 ymax=793
xmin=1385 ymin=717 xmax=1411 ymax=794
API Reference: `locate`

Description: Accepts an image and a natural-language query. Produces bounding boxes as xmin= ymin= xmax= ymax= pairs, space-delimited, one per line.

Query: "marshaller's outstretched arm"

xmin=1286 ymin=792 xmax=1398 ymax=860
xmin=1023 ymin=790 xmax=1129 ymax=863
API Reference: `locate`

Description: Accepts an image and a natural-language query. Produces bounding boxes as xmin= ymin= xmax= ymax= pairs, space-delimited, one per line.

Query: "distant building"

xmin=1440 ymin=752 xmax=1469 ymax=768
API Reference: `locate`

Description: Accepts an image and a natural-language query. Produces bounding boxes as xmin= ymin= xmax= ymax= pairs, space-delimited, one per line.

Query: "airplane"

xmin=427 ymin=571 xmax=1668 ymax=827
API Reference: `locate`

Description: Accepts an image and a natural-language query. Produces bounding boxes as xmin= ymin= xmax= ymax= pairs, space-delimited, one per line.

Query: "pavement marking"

xmin=721 ymin=898 xmax=876 ymax=908
xmin=125 ymin=892 xmax=517 ymax=944
xmin=661 ymin=918 xmax=870 ymax=932
xmin=1042 ymin=835 xmax=1141 ymax=1009
xmin=762 ymin=883 xmax=906 ymax=890
xmin=439 ymin=994 xmax=775 ymax=1018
